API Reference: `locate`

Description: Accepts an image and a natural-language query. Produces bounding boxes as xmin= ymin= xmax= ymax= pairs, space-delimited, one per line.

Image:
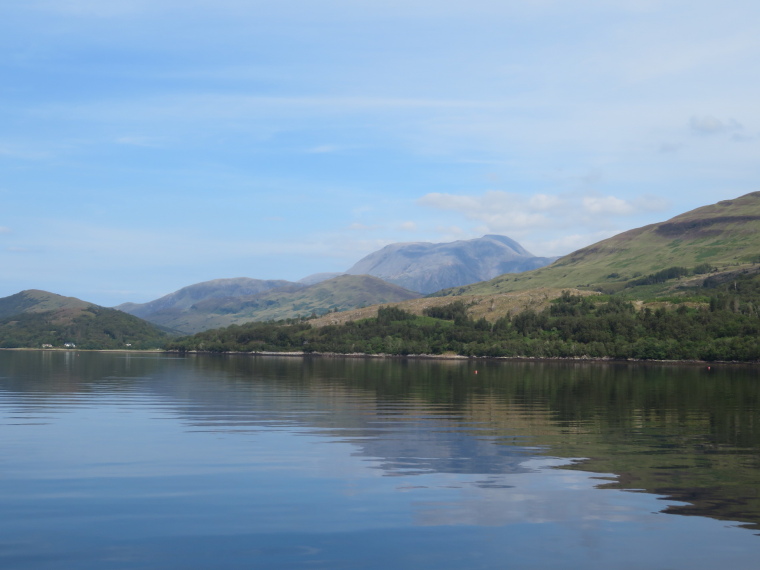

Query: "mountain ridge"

xmin=116 ymin=277 xmax=298 ymax=318
xmin=118 ymin=274 xmax=421 ymax=334
xmin=115 ymin=234 xmax=547 ymax=332
xmin=345 ymin=234 xmax=556 ymax=293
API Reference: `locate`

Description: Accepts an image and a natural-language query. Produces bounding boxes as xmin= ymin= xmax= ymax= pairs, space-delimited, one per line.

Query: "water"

xmin=1 ymin=351 xmax=759 ymax=569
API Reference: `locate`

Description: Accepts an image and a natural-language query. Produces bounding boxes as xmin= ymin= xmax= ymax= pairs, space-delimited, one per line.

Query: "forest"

xmin=0 ymin=306 xmax=168 ymax=350
xmin=165 ymin=270 xmax=760 ymax=362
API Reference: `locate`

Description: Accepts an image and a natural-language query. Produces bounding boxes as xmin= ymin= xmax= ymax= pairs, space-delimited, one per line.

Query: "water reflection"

xmin=1 ymin=351 xmax=759 ymax=568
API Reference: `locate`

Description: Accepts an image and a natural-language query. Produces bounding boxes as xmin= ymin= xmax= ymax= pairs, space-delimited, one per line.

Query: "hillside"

xmin=117 ymin=277 xmax=297 ymax=319
xmin=309 ymin=288 xmax=596 ymax=328
xmin=345 ymin=235 xmax=555 ymax=293
xmin=442 ymin=192 xmax=760 ymax=297
xmin=0 ymin=289 xmax=91 ymax=319
xmin=0 ymin=290 xmax=170 ymax=349
xmin=124 ymin=275 xmax=422 ymax=334
xmin=167 ymin=270 xmax=760 ymax=361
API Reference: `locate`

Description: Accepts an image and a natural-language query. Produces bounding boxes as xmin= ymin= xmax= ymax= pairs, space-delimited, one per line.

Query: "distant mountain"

xmin=297 ymin=272 xmax=345 ymax=285
xmin=119 ymin=275 xmax=421 ymax=334
xmin=0 ymin=290 xmax=170 ymax=349
xmin=444 ymin=191 xmax=760 ymax=297
xmin=345 ymin=235 xmax=556 ymax=294
xmin=114 ymin=236 xmax=550 ymax=331
xmin=116 ymin=277 xmax=297 ymax=319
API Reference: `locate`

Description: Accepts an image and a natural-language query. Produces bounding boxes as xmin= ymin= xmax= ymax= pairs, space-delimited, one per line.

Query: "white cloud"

xmin=418 ymin=191 xmax=553 ymax=232
xmin=0 ymin=227 xmax=11 ymax=234
xmin=582 ymin=196 xmax=635 ymax=216
xmin=398 ymin=221 xmax=417 ymax=232
xmin=528 ymin=194 xmax=564 ymax=211
xmin=419 ymin=190 xmax=660 ymax=233
xmin=417 ymin=190 xmax=673 ymax=256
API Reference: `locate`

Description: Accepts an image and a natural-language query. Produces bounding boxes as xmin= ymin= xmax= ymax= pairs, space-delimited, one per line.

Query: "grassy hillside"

xmin=309 ymin=287 xmax=596 ymax=328
xmin=442 ymin=191 xmax=760 ymax=298
xmin=0 ymin=289 xmax=91 ymax=319
xmin=117 ymin=277 xmax=297 ymax=318
xmin=136 ymin=274 xmax=422 ymax=333
xmin=0 ymin=290 xmax=170 ymax=349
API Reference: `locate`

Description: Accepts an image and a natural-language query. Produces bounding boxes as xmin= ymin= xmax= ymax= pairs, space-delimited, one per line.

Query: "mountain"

xmin=345 ymin=235 xmax=556 ymax=294
xmin=120 ymin=275 xmax=422 ymax=334
xmin=298 ymin=272 xmax=345 ymax=285
xmin=115 ymin=235 xmax=548 ymax=331
xmin=116 ymin=277 xmax=297 ymax=319
xmin=0 ymin=290 xmax=170 ymax=349
xmin=442 ymin=192 xmax=760 ymax=298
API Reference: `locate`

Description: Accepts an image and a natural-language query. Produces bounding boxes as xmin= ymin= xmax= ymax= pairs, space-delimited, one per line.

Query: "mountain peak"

xmin=346 ymin=234 xmax=553 ymax=293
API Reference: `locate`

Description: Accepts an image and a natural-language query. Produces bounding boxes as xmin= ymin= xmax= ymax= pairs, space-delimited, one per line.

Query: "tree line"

xmin=165 ymin=271 xmax=760 ymax=362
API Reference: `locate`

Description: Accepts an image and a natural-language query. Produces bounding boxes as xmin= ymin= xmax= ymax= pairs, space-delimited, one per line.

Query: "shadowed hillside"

xmin=0 ymin=290 xmax=169 ymax=349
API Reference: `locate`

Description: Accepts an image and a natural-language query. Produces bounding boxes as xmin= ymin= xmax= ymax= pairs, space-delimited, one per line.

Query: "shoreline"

xmin=174 ymin=351 xmax=757 ymax=367
xmin=3 ymin=347 xmax=757 ymax=366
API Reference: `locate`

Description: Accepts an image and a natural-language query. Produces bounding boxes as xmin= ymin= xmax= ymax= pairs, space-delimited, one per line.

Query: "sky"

xmin=1 ymin=0 xmax=759 ymax=306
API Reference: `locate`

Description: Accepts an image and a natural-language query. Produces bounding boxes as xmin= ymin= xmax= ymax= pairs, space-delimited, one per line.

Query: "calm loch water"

xmin=1 ymin=351 xmax=759 ymax=569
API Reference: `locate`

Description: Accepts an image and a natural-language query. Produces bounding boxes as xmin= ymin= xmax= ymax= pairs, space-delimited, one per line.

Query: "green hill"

xmin=0 ymin=289 xmax=91 ymax=318
xmin=132 ymin=274 xmax=422 ymax=334
xmin=442 ymin=191 xmax=760 ymax=298
xmin=0 ymin=290 xmax=170 ymax=349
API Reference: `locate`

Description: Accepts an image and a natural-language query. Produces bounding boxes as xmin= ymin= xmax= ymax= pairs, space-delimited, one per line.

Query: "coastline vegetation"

xmin=165 ymin=270 xmax=760 ymax=362
xmin=0 ymin=306 xmax=168 ymax=350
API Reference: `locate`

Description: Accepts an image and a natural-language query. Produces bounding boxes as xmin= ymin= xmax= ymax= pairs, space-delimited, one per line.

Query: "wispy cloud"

xmin=690 ymin=115 xmax=743 ymax=136
xmin=306 ymin=144 xmax=340 ymax=154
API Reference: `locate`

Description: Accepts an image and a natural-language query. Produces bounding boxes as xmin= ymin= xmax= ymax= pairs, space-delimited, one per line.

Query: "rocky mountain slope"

xmin=345 ymin=235 xmax=555 ymax=293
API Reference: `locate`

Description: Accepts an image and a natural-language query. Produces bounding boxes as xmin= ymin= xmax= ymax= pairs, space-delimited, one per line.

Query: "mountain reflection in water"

xmin=1 ymin=351 xmax=758 ymax=569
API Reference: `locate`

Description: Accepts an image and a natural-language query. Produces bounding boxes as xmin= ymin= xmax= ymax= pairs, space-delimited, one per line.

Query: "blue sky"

xmin=2 ymin=1 xmax=759 ymax=306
